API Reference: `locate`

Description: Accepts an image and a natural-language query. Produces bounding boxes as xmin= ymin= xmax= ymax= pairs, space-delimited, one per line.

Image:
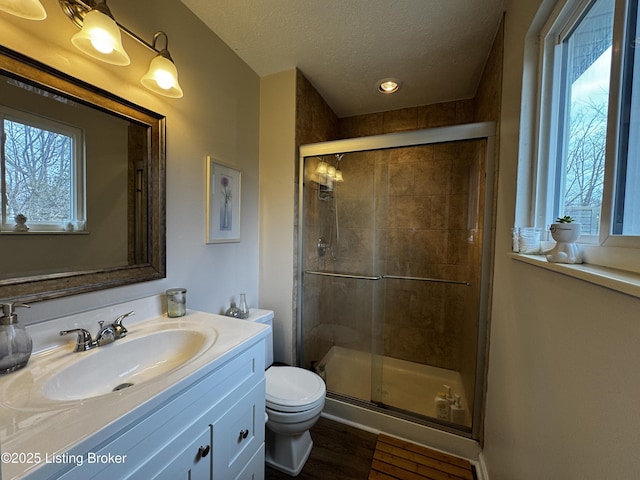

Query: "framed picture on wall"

xmin=206 ymin=156 xmax=241 ymax=243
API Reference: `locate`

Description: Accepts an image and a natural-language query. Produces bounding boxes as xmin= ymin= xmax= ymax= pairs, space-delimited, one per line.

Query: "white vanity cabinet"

xmin=53 ymin=338 xmax=266 ymax=480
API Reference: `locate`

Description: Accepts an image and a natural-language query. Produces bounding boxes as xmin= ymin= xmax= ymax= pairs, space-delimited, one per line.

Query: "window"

xmin=536 ymin=0 xmax=640 ymax=249
xmin=0 ymin=107 xmax=85 ymax=232
xmin=614 ymin=0 xmax=640 ymax=234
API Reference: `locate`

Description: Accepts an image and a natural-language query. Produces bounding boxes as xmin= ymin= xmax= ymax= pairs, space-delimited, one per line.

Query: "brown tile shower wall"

xmin=382 ymin=141 xmax=484 ymax=370
xmin=339 ymin=100 xmax=474 ymax=138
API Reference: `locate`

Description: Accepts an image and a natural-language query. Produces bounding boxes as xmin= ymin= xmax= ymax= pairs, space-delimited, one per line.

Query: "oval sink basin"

xmin=42 ymin=329 xmax=212 ymax=401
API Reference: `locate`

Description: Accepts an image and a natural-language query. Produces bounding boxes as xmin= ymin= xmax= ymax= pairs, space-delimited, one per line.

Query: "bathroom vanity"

xmin=0 ymin=300 xmax=269 ymax=480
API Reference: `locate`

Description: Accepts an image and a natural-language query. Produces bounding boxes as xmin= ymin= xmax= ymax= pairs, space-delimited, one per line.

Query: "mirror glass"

xmin=0 ymin=46 xmax=166 ymax=302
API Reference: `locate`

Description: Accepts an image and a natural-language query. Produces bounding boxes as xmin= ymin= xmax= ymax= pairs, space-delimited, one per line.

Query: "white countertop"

xmin=0 ymin=308 xmax=269 ymax=480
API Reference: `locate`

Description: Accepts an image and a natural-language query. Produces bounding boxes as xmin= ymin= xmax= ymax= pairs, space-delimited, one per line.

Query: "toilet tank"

xmin=243 ymin=309 xmax=274 ymax=367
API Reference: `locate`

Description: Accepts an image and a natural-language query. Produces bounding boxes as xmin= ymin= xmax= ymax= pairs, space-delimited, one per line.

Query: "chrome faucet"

xmin=60 ymin=311 xmax=134 ymax=352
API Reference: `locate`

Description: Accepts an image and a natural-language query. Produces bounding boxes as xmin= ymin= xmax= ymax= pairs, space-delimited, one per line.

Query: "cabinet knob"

xmin=239 ymin=429 xmax=249 ymax=441
xmin=198 ymin=445 xmax=210 ymax=458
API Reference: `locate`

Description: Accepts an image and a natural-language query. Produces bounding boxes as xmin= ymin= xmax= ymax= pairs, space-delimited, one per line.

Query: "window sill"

xmin=510 ymin=253 xmax=640 ymax=299
xmin=0 ymin=231 xmax=89 ymax=235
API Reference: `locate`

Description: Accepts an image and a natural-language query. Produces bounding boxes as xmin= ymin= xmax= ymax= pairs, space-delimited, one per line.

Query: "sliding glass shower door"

xmin=298 ymin=124 xmax=494 ymax=439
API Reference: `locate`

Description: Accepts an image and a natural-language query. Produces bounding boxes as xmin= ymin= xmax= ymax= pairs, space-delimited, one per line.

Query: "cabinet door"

xmin=235 ymin=444 xmax=265 ymax=480
xmin=212 ymin=380 xmax=265 ymax=479
xmin=154 ymin=427 xmax=211 ymax=480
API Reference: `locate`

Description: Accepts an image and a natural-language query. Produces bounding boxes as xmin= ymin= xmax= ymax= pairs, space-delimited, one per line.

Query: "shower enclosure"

xmin=297 ymin=123 xmax=495 ymax=440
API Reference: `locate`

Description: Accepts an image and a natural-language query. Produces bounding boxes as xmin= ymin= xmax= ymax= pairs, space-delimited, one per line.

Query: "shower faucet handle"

xmin=318 ymin=236 xmax=328 ymax=257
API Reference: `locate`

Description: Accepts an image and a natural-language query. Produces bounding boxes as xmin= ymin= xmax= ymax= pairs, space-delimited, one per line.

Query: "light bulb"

xmin=377 ymin=78 xmax=401 ymax=94
xmin=154 ymin=70 xmax=174 ymax=90
xmin=316 ymin=161 xmax=328 ymax=175
xmin=90 ymin=29 xmax=115 ymax=54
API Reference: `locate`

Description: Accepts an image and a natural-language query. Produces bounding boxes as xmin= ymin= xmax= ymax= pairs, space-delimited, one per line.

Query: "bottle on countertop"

xmin=238 ymin=293 xmax=250 ymax=319
xmin=443 ymin=384 xmax=454 ymax=404
xmin=0 ymin=303 xmax=32 ymax=375
xmin=225 ymin=301 xmax=241 ymax=318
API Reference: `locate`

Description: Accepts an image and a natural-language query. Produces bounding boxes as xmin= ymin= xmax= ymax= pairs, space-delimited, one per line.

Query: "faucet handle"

xmin=60 ymin=328 xmax=94 ymax=352
xmin=114 ymin=311 xmax=134 ymax=325
xmin=113 ymin=311 xmax=133 ymax=338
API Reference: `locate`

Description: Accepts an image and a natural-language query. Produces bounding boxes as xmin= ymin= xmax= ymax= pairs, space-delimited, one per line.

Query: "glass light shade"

xmin=71 ymin=9 xmax=130 ymax=66
xmin=141 ymin=54 xmax=184 ymax=98
xmin=327 ymin=165 xmax=336 ymax=178
xmin=315 ymin=161 xmax=328 ymax=175
xmin=0 ymin=0 xmax=46 ymax=20
xmin=334 ymin=169 xmax=344 ymax=182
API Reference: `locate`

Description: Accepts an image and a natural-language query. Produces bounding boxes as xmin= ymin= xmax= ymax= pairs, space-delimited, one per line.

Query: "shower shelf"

xmin=305 ymin=271 xmax=469 ymax=286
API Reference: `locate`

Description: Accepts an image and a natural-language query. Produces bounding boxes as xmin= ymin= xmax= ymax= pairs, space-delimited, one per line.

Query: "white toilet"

xmin=244 ymin=310 xmax=326 ymax=476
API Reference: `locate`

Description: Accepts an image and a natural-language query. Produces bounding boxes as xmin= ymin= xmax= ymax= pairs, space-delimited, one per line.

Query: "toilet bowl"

xmin=243 ymin=310 xmax=326 ymax=476
xmin=265 ymin=366 xmax=326 ymax=475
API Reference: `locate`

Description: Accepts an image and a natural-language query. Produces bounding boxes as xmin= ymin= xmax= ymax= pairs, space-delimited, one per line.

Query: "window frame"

xmin=0 ymin=105 xmax=86 ymax=232
xmin=532 ymin=0 xmax=640 ymax=261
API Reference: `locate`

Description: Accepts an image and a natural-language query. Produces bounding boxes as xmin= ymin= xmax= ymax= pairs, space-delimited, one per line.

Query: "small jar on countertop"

xmin=166 ymin=288 xmax=187 ymax=317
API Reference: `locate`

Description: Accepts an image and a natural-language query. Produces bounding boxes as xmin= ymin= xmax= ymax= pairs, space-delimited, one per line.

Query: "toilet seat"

xmin=265 ymin=366 xmax=326 ymax=413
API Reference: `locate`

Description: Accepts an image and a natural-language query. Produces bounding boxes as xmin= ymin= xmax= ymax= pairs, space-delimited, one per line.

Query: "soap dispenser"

xmin=0 ymin=303 xmax=32 ymax=374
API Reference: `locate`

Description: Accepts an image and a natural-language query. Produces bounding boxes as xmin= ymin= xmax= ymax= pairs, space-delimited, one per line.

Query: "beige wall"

xmin=0 ymin=0 xmax=261 ymax=323
xmin=484 ymin=0 xmax=640 ymax=478
xmin=258 ymin=69 xmax=297 ymax=364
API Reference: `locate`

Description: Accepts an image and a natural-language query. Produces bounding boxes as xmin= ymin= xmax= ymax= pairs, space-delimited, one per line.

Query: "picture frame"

xmin=206 ymin=156 xmax=241 ymax=243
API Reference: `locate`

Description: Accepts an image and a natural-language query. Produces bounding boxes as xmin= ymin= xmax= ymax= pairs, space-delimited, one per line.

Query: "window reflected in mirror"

xmin=0 ymin=46 xmax=165 ymax=301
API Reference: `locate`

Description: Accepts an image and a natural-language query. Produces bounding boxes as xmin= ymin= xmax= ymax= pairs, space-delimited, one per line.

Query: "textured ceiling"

xmin=180 ymin=0 xmax=505 ymax=118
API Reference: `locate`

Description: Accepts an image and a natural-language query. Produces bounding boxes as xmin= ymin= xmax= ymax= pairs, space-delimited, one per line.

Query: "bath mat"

xmin=369 ymin=434 xmax=476 ymax=480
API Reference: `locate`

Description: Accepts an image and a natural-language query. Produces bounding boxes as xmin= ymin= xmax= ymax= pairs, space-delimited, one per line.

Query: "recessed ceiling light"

xmin=377 ymin=78 xmax=400 ymax=94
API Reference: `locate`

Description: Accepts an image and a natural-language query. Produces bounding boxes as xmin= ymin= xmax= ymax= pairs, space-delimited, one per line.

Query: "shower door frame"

xmin=297 ymin=121 xmax=496 ymax=441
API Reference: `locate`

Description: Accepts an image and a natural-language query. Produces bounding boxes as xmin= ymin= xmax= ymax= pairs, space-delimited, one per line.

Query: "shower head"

xmin=334 ymin=154 xmax=344 ymax=183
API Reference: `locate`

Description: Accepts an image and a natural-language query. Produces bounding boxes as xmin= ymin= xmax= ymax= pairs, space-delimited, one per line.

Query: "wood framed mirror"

xmin=0 ymin=46 xmax=166 ymax=303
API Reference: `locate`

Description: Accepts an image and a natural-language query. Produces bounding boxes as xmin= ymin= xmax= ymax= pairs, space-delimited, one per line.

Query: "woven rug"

xmin=369 ymin=434 xmax=476 ymax=480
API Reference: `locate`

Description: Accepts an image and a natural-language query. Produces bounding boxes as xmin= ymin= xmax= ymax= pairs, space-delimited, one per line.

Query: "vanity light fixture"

xmin=377 ymin=78 xmax=400 ymax=94
xmin=59 ymin=0 xmax=183 ymax=98
xmin=315 ymin=155 xmax=344 ymax=199
xmin=0 ymin=0 xmax=46 ymax=20
xmin=314 ymin=157 xmax=344 ymax=183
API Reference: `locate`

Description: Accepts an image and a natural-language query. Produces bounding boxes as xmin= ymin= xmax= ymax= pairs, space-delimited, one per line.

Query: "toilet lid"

xmin=265 ymin=366 xmax=326 ymax=410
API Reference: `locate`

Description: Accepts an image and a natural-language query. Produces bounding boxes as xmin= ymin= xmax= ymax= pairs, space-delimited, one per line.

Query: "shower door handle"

xmin=382 ymin=275 xmax=470 ymax=286
xmin=304 ymin=270 xmax=382 ymax=281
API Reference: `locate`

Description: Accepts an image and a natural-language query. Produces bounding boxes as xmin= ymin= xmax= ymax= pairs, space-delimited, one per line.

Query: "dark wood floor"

xmin=265 ymin=416 xmax=378 ymax=480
